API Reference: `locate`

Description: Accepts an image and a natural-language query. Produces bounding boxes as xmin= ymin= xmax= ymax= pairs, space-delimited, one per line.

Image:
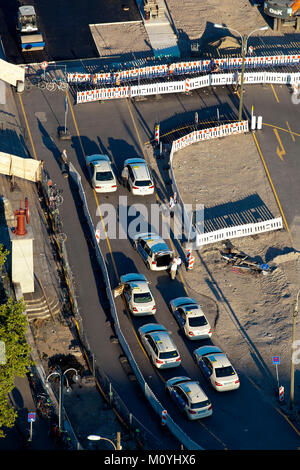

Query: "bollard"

xmin=278 ymin=385 xmax=284 ymax=403
xmin=251 ymin=115 xmax=256 ymax=131
xmin=257 ymin=116 xmax=262 ymax=130
xmin=188 ymin=255 xmax=194 ymax=270
xmin=155 ymin=124 xmax=160 ymax=145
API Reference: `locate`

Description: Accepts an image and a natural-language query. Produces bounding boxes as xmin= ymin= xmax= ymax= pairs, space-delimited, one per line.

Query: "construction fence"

xmin=0 ymin=151 xmax=42 ymax=183
xmin=168 ymin=120 xmax=283 ymax=247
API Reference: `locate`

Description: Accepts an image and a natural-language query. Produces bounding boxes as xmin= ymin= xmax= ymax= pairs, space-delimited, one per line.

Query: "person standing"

xmin=61 ymin=149 xmax=69 ymax=178
xmin=169 ymin=196 xmax=175 ymax=218
xmin=121 ymin=166 xmax=129 ymax=187
xmin=169 ymin=258 xmax=177 ymax=280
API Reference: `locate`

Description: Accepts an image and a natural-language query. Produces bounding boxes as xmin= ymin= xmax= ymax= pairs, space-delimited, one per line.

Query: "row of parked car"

xmin=87 ymin=154 xmax=155 ymax=196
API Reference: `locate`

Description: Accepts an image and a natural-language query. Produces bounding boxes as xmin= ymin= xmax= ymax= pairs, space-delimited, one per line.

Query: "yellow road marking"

xmin=270 ymin=83 xmax=280 ymax=103
xmin=273 ymin=128 xmax=286 ymax=161
xmin=67 ymin=91 xmax=119 ymax=279
xmin=262 ymin=122 xmax=300 ymax=138
xmin=286 ymin=121 xmax=296 ymax=142
xmin=252 ymin=132 xmax=294 ymax=247
xmin=18 ymin=94 xmax=38 ymax=161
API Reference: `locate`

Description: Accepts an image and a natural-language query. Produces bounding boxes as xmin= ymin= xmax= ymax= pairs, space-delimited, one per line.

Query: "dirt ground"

xmin=168 ymin=132 xmax=300 ymax=404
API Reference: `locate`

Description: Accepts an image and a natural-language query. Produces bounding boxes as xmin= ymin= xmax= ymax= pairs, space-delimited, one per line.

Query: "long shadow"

xmin=196 ymin=250 xmax=276 ymax=387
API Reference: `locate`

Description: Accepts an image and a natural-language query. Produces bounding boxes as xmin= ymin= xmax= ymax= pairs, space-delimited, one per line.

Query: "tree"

xmin=0 ymin=242 xmax=32 ymax=437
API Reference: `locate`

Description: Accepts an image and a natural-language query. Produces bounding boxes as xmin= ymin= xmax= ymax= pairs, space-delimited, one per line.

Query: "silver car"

xmin=138 ymin=324 xmax=181 ymax=369
xmin=87 ymin=154 xmax=117 ymax=193
xmin=165 ymin=376 xmax=213 ymax=420
xmin=120 ymin=273 xmax=156 ymax=316
xmin=169 ymin=297 xmax=212 ymax=340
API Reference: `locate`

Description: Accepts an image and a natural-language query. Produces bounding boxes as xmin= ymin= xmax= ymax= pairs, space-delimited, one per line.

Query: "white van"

xmin=123 ymin=158 xmax=154 ymax=196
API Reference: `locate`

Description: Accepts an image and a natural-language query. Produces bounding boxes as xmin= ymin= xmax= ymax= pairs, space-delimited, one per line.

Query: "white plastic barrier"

xmin=195 ymin=217 xmax=283 ymax=246
xmin=76 ymin=70 xmax=300 ymax=103
xmin=68 ymin=54 xmax=300 ymax=87
xmin=172 ymin=121 xmax=249 ymax=152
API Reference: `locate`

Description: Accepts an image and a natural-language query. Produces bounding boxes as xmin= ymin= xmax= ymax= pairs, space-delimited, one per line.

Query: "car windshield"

xmin=190 ymin=400 xmax=210 ymax=410
xmin=96 ymin=171 xmax=114 ymax=181
xmin=134 ymin=180 xmax=152 ymax=187
xmin=133 ymin=292 xmax=152 ymax=303
xmin=159 ymin=350 xmax=178 ymax=359
xmin=188 ymin=316 xmax=207 ymax=327
xmin=215 ymin=366 xmax=235 ymax=378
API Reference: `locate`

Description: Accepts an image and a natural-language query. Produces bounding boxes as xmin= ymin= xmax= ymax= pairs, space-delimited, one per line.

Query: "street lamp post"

xmin=87 ymin=434 xmax=121 ymax=450
xmin=46 ymin=366 xmax=80 ymax=431
xmin=213 ymin=24 xmax=268 ymax=121
xmin=290 ymin=289 xmax=300 ymax=410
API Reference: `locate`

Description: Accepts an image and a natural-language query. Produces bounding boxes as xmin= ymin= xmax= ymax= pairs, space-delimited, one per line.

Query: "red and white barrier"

xmin=161 ymin=410 xmax=167 ymax=426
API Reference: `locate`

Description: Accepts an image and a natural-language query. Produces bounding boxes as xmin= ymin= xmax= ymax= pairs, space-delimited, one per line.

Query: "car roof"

xmin=95 ymin=160 xmax=112 ymax=172
xmin=19 ymin=5 xmax=36 ymax=15
xmin=151 ymin=330 xmax=176 ymax=352
xmin=124 ymin=158 xmax=146 ymax=166
xmin=130 ymin=281 xmax=150 ymax=293
xmin=172 ymin=297 xmax=198 ymax=308
xmin=120 ymin=273 xmax=147 ymax=284
xmin=207 ymin=353 xmax=232 ymax=368
xmin=178 ymin=381 xmax=208 ymax=403
xmin=181 ymin=305 xmax=204 ymax=317
xmin=139 ymin=324 xmax=176 ymax=352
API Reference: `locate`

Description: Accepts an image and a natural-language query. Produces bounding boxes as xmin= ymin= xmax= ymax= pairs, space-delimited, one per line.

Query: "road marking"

xmin=18 ymin=94 xmax=38 ymax=161
xmin=262 ymin=122 xmax=300 ymax=138
xmin=273 ymin=128 xmax=286 ymax=161
xmin=286 ymin=121 xmax=296 ymax=142
xmin=66 ymin=91 xmax=119 ymax=279
xmin=252 ymin=132 xmax=294 ymax=247
xmin=270 ymin=83 xmax=280 ymax=103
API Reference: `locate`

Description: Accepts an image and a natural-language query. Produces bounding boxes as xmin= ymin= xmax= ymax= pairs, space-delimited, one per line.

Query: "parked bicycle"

xmin=25 ymin=75 xmax=47 ymax=91
xmin=46 ymin=77 xmax=69 ymax=92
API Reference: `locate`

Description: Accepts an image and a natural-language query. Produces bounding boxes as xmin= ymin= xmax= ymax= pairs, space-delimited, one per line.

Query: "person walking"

xmin=61 ymin=149 xmax=69 ymax=178
xmin=174 ymin=255 xmax=182 ymax=274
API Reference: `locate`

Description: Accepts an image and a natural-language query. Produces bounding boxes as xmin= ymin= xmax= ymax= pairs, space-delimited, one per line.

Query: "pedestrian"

xmin=169 ymin=196 xmax=175 ymax=218
xmin=168 ymin=258 xmax=177 ymax=280
xmin=61 ymin=149 xmax=69 ymax=178
xmin=174 ymin=255 xmax=182 ymax=274
xmin=121 ymin=166 xmax=129 ymax=187
xmin=173 ymin=192 xmax=177 ymax=204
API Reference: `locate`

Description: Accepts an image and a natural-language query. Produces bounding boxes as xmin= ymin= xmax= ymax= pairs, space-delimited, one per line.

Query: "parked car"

xmin=133 ymin=232 xmax=173 ymax=271
xmin=138 ymin=323 xmax=181 ymax=369
xmin=87 ymin=154 xmax=117 ymax=192
xmin=165 ymin=376 xmax=212 ymax=420
xmin=169 ymin=297 xmax=212 ymax=340
xmin=120 ymin=273 xmax=156 ymax=316
xmin=193 ymin=345 xmax=240 ymax=392
xmin=123 ymin=158 xmax=154 ymax=195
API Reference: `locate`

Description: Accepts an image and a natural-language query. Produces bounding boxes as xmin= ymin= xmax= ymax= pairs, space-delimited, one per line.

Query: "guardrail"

xmin=67 ymin=162 xmax=202 ymax=450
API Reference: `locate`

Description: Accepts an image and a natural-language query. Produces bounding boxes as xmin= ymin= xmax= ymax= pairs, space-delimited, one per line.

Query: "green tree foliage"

xmin=0 ymin=297 xmax=32 ymax=438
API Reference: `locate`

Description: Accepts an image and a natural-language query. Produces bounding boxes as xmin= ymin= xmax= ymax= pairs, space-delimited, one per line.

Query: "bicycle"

xmin=46 ymin=77 xmax=69 ymax=92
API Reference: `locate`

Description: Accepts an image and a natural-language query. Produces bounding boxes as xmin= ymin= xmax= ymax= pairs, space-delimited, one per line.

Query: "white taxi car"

xmin=133 ymin=232 xmax=173 ymax=271
xmin=138 ymin=324 xmax=181 ymax=369
xmin=123 ymin=158 xmax=154 ymax=196
xmin=169 ymin=297 xmax=212 ymax=340
xmin=120 ymin=273 xmax=156 ymax=316
xmin=165 ymin=376 xmax=212 ymax=420
xmin=87 ymin=154 xmax=117 ymax=193
xmin=193 ymin=345 xmax=240 ymax=392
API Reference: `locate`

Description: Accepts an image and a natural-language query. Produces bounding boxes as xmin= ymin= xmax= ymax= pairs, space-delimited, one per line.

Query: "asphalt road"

xmin=15 ymin=79 xmax=300 ymax=449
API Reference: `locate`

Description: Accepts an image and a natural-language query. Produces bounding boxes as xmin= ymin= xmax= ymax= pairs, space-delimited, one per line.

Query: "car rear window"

xmin=133 ymin=292 xmax=152 ymax=303
xmin=215 ymin=366 xmax=235 ymax=378
xmin=188 ymin=316 xmax=208 ymax=327
xmin=159 ymin=350 xmax=178 ymax=359
xmin=134 ymin=180 xmax=152 ymax=187
xmin=190 ymin=400 xmax=210 ymax=410
xmin=96 ymin=171 xmax=114 ymax=181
